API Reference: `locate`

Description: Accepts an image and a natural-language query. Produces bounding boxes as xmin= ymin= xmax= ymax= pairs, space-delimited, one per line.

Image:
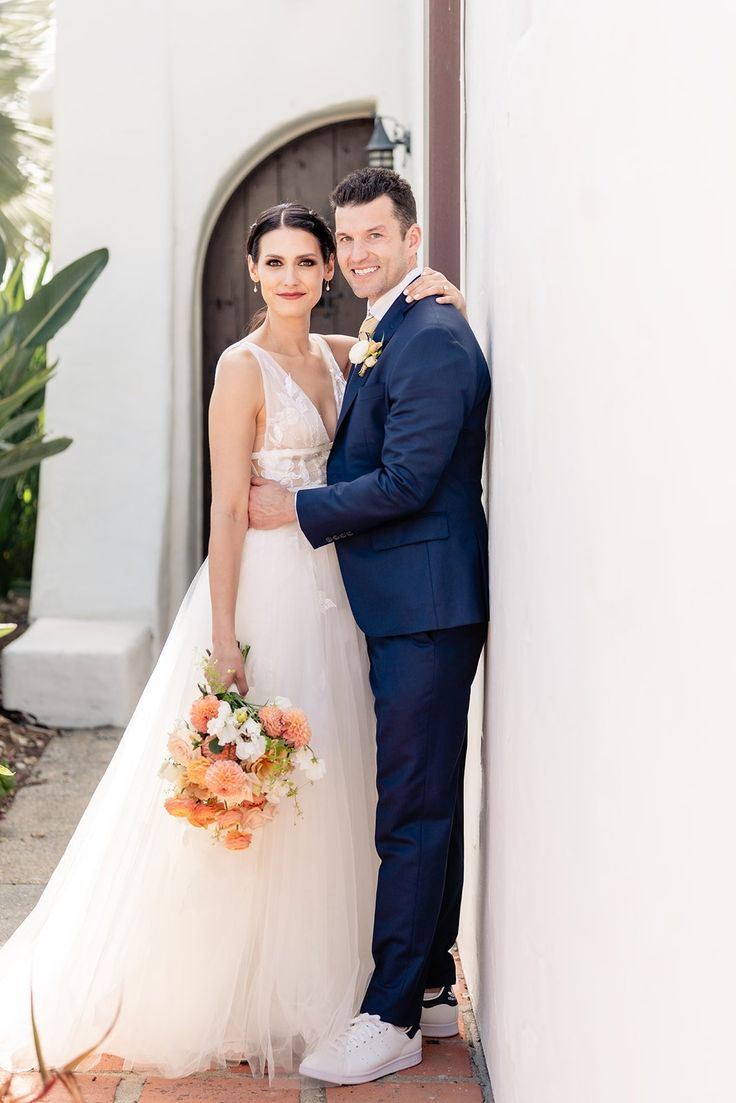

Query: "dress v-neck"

xmin=246 ymin=336 xmax=341 ymax=443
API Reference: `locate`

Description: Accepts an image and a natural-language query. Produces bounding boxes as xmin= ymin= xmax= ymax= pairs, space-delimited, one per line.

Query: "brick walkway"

xmin=5 ymin=959 xmax=490 ymax=1103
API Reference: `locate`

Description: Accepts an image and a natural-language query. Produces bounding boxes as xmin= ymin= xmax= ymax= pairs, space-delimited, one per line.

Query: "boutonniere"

xmin=349 ymin=337 xmax=383 ymax=377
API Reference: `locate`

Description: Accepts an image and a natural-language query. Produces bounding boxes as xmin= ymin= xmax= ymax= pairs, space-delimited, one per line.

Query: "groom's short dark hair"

xmin=330 ymin=167 xmax=418 ymax=236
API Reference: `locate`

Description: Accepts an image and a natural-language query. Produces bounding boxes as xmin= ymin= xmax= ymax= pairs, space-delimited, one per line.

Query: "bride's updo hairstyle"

xmin=247 ymin=202 xmax=335 ymax=265
xmin=246 ymin=203 xmax=335 ymax=333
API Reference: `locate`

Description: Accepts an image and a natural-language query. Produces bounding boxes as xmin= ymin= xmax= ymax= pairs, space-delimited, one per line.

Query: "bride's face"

xmin=248 ymin=227 xmax=334 ymax=319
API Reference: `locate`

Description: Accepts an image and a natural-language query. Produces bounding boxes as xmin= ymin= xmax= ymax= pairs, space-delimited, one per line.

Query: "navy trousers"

xmin=360 ymin=622 xmax=487 ymax=1028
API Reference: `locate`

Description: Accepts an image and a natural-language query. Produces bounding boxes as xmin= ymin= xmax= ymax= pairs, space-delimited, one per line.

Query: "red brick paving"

xmin=3 ymin=958 xmax=488 ymax=1103
xmin=325 ymin=1085 xmax=483 ymax=1102
xmin=4 ymin=1029 xmax=485 ymax=1103
xmin=140 ymin=1075 xmax=299 ymax=1102
xmin=45 ymin=1075 xmax=121 ymax=1103
xmin=395 ymin=1040 xmax=472 ymax=1079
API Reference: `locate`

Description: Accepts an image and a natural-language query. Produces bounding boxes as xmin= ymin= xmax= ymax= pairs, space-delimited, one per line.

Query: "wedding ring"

xmin=442 ymin=283 xmax=448 ymax=291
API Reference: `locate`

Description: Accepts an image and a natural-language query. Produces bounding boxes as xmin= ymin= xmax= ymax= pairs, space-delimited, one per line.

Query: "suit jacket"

xmin=296 ymin=292 xmax=491 ymax=637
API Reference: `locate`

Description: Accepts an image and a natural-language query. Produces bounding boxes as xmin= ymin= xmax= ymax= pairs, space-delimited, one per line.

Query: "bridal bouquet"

xmin=160 ymin=647 xmax=325 ymax=851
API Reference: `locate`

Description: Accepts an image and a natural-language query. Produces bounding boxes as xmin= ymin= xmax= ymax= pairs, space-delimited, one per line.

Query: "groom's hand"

xmin=248 ymin=477 xmax=297 ymax=529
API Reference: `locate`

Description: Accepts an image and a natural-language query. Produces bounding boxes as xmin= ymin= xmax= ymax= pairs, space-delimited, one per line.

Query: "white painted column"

xmin=460 ymin=3 xmax=736 ymax=1101
xmin=4 ymin=0 xmax=174 ymax=723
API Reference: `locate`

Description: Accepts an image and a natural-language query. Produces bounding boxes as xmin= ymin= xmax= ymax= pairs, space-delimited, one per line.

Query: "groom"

xmin=248 ymin=167 xmax=490 ymax=1085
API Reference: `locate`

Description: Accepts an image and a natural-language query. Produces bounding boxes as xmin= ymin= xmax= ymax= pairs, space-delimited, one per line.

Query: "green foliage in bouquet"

xmin=0 ymin=242 xmax=109 ymax=595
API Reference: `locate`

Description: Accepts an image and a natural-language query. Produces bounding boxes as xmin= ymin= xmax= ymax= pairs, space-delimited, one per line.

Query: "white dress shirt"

xmin=367 ymin=264 xmax=423 ymax=321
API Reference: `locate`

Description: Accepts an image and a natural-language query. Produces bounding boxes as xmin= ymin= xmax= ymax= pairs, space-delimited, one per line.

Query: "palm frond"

xmin=0 ymin=0 xmax=53 ymax=255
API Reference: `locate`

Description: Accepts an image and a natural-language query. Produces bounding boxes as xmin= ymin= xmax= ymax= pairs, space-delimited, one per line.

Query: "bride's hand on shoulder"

xmin=405 ymin=267 xmax=467 ymax=318
xmin=209 ymin=643 xmax=248 ymax=696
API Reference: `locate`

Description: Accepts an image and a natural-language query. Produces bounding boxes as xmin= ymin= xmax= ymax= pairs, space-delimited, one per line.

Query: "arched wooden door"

xmin=201 ymin=117 xmax=373 ymax=549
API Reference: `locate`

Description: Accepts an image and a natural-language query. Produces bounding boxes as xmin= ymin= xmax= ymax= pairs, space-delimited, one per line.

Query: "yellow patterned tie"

xmin=358 ymin=313 xmax=379 ymax=342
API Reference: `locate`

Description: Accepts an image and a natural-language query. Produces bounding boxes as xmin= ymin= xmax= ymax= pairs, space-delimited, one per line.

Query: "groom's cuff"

xmin=294 ymin=487 xmax=355 ymax=548
xmin=293 ymin=489 xmax=304 ymax=534
xmin=294 ymin=486 xmax=334 ymax=550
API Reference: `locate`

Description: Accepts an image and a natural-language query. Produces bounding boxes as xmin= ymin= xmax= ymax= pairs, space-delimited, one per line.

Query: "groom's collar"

xmin=367 ymin=265 xmax=423 ymax=321
xmin=372 ymin=276 xmax=419 ymax=351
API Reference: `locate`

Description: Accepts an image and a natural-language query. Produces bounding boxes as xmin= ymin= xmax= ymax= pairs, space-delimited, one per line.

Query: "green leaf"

xmin=208 ymin=738 xmax=223 ymax=756
xmin=0 ymin=342 xmax=37 ymax=381
xmin=0 ymin=364 xmax=54 ymax=423
xmin=0 ymin=312 xmax=16 ymax=346
xmin=33 ymin=252 xmax=50 ymax=295
xmin=0 ymin=235 xmax=6 ymax=286
xmin=3 ymin=259 xmax=25 ymax=310
xmin=0 ymin=433 xmax=71 ymax=479
xmin=1 ymin=406 xmax=40 ymax=438
xmin=12 ymin=248 xmax=109 ymax=349
xmin=30 ymin=988 xmax=50 ymax=1083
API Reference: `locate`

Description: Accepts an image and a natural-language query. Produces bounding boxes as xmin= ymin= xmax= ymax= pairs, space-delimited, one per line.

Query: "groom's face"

xmin=334 ymin=195 xmax=421 ymax=305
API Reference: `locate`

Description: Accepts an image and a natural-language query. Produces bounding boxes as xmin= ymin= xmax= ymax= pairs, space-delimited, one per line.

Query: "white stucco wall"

xmin=460 ymin=2 xmax=736 ymax=1101
xmin=32 ymin=0 xmax=424 ymax=645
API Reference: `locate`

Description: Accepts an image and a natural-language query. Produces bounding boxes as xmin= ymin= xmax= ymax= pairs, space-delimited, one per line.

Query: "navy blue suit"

xmin=297 ymin=289 xmax=490 ymax=1027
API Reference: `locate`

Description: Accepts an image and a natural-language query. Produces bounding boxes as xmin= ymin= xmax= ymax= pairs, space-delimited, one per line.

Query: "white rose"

xmin=348 ymin=339 xmax=370 ymax=364
xmin=243 ymin=716 xmax=262 ymax=739
xmin=273 ymin=695 xmax=293 ymax=710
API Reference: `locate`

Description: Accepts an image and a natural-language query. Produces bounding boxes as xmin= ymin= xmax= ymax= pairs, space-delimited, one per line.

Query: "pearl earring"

xmin=326 ymin=281 xmax=331 ymax=292
xmin=253 ymin=282 xmax=258 ymax=293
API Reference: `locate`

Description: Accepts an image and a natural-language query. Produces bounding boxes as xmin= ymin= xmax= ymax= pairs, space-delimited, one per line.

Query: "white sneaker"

xmin=420 ymin=984 xmax=460 ymax=1038
xmin=299 ymin=1012 xmax=422 ymax=1085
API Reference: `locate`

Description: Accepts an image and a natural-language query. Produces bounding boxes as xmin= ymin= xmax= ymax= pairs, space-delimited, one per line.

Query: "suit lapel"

xmin=334 ymin=293 xmax=415 ymax=437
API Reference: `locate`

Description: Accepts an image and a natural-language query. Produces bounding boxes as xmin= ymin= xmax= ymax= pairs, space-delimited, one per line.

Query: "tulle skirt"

xmin=0 ymin=524 xmax=378 ymax=1077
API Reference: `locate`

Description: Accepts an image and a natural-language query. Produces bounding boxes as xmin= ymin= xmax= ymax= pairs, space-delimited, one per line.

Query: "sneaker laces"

xmin=334 ymin=1012 xmax=386 ymax=1053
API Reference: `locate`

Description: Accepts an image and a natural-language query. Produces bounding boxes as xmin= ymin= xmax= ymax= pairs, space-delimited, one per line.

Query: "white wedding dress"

xmin=0 ymin=336 xmax=378 ymax=1078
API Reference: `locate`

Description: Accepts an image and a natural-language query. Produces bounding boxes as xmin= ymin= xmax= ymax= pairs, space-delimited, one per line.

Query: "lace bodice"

xmin=219 ymin=335 xmax=346 ymax=491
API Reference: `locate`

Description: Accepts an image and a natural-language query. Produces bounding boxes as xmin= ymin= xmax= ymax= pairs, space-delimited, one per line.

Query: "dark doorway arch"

xmin=200 ymin=117 xmax=373 ymax=549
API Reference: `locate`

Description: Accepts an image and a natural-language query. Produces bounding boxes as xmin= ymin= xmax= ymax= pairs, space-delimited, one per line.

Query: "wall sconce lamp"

xmin=365 ymin=116 xmax=412 ymax=168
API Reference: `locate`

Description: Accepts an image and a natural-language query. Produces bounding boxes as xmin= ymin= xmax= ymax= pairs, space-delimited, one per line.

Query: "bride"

xmin=0 ymin=202 xmax=464 ymax=1079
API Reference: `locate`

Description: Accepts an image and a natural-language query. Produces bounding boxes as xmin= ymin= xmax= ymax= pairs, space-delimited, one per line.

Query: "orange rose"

xmin=252 ymin=756 xmax=281 ymax=783
xmin=240 ymin=804 xmax=277 ymax=830
xmin=164 ymin=797 xmax=197 ymax=818
xmin=188 ymin=802 xmax=223 ymax=828
xmin=182 ymin=783 xmax=211 ymax=802
xmin=185 ymin=756 xmax=212 ymax=788
xmin=223 ymin=830 xmax=253 ymax=851
xmin=216 ymin=808 xmax=243 ymax=830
